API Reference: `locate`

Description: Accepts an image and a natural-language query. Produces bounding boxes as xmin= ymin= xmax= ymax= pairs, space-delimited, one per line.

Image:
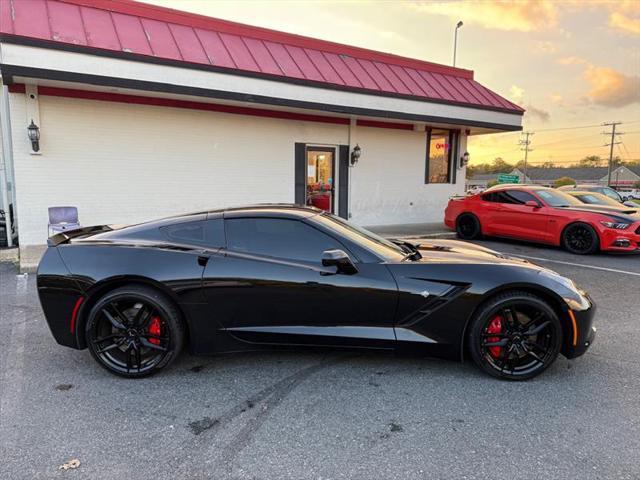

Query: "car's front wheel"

xmin=85 ymin=285 xmax=184 ymax=378
xmin=468 ymin=291 xmax=562 ymax=380
xmin=456 ymin=213 xmax=482 ymax=240
xmin=562 ymin=223 xmax=599 ymax=255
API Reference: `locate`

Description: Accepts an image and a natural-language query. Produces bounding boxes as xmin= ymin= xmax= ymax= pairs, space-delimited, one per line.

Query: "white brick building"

xmin=0 ymin=0 xmax=523 ymax=264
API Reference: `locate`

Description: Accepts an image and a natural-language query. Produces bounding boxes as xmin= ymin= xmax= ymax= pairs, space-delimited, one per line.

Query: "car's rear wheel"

xmin=85 ymin=285 xmax=184 ymax=378
xmin=456 ymin=213 xmax=481 ymax=240
xmin=562 ymin=223 xmax=599 ymax=255
xmin=468 ymin=291 xmax=562 ymax=380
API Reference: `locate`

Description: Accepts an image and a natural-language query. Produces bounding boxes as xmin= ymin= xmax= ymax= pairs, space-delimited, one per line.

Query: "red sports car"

xmin=445 ymin=185 xmax=640 ymax=254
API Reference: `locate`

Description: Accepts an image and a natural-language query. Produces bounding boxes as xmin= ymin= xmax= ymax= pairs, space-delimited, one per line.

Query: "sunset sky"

xmin=148 ymin=0 xmax=640 ymax=167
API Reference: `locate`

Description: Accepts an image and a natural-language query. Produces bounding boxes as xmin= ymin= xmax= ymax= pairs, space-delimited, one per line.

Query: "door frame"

xmin=295 ymin=143 xmax=350 ymax=219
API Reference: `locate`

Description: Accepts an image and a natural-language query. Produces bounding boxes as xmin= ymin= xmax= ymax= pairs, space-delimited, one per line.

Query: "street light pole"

xmin=453 ymin=21 xmax=463 ymax=67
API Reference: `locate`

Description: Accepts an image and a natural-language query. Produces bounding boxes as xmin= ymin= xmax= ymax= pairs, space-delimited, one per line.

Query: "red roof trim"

xmin=58 ymin=0 xmax=474 ymax=80
xmin=7 ymin=82 xmax=416 ymax=131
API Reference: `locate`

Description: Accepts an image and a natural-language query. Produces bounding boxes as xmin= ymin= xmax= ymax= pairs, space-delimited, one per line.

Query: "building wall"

xmin=351 ymin=126 xmax=465 ymax=225
xmin=9 ymin=92 xmax=465 ymax=247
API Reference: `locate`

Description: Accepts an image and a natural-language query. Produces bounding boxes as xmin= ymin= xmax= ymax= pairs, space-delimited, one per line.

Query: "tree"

xmin=554 ymin=176 xmax=576 ymax=188
xmin=541 ymin=161 xmax=555 ymax=168
xmin=634 ymin=181 xmax=640 ymax=189
xmin=579 ymin=155 xmax=602 ymax=168
xmin=490 ymin=157 xmax=513 ymax=173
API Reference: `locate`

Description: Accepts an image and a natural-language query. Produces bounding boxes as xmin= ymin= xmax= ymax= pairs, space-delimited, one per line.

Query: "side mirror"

xmin=321 ymin=249 xmax=358 ymax=275
xmin=525 ymin=200 xmax=540 ymax=209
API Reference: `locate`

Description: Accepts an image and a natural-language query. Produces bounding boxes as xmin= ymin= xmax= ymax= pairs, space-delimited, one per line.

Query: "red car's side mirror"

xmin=525 ymin=200 xmax=541 ymax=209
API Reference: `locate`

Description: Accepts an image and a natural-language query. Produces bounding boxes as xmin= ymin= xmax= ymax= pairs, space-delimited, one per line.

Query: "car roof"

xmin=483 ymin=184 xmax=553 ymax=193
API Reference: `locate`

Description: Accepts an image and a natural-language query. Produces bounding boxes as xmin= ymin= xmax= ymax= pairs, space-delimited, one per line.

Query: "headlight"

xmin=600 ymin=221 xmax=630 ymax=229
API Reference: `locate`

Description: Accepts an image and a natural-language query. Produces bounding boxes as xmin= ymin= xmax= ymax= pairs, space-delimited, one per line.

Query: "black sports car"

xmin=37 ymin=205 xmax=596 ymax=380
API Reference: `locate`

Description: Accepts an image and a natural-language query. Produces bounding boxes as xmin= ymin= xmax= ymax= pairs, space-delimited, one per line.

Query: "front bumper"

xmin=599 ymin=223 xmax=640 ymax=252
xmin=562 ymin=294 xmax=597 ymax=359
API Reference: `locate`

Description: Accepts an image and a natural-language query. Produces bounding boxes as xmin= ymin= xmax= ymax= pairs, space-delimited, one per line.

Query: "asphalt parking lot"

xmin=0 ymin=241 xmax=638 ymax=480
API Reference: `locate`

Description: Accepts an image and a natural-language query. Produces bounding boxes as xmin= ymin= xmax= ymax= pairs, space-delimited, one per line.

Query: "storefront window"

xmin=426 ymin=129 xmax=454 ymax=184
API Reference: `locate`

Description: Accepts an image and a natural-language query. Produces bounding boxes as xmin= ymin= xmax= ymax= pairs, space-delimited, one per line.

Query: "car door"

xmin=201 ymin=215 xmax=398 ymax=348
xmin=490 ymin=190 xmax=552 ymax=242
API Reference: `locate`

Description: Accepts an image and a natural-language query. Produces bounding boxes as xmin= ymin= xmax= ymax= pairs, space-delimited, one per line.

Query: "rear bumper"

xmin=562 ymin=295 xmax=597 ymax=359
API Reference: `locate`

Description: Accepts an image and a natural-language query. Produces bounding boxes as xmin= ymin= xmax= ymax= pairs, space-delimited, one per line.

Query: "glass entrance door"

xmin=306 ymin=147 xmax=336 ymax=213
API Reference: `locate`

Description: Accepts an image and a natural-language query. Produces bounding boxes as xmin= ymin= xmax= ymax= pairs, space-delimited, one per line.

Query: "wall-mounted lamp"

xmin=459 ymin=151 xmax=470 ymax=169
xmin=350 ymin=144 xmax=361 ymax=166
xmin=27 ymin=120 xmax=40 ymax=152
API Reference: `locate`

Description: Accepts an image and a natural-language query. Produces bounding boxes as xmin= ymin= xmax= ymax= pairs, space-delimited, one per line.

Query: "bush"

xmin=554 ymin=176 xmax=576 ymax=188
xmin=634 ymin=181 xmax=640 ymax=189
xmin=487 ymin=179 xmax=499 ymax=188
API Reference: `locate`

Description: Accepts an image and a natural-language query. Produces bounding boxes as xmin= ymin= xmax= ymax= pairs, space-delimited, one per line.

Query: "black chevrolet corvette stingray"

xmin=37 ymin=205 xmax=596 ymax=380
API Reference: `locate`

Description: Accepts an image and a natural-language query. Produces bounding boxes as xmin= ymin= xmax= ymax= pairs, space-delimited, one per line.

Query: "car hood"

xmin=557 ymin=205 xmax=640 ymax=221
xmin=396 ymin=238 xmax=543 ymax=269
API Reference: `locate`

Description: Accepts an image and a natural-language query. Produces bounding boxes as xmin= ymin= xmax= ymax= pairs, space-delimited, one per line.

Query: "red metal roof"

xmin=0 ymin=0 xmax=523 ymax=114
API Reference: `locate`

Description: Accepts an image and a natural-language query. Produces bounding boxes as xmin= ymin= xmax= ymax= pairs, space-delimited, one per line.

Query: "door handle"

xmin=197 ymin=255 xmax=209 ymax=267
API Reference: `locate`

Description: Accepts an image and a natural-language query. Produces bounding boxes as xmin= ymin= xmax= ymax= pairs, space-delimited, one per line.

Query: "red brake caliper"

xmin=487 ymin=315 xmax=503 ymax=358
xmin=148 ymin=316 xmax=162 ymax=345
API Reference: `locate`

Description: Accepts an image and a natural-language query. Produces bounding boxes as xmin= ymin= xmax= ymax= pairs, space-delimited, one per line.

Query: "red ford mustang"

xmin=445 ymin=185 xmax=640 ymax=254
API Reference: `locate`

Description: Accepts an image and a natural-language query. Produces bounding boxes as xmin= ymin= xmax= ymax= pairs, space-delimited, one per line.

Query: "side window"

xmin=488 ymin=191 xmax=517 ymax=204
xmin=504 ymin=190 xmax=538 ymax=205
xmin=161 ymin=219 xmax=225 ymax=248
xmin=602 ymin=188 xmax=621 ymax=202
xmin=226 ymin=218 xmax=343 ymax=263
xmin=481 ymin=192 xmax=496 ymax=202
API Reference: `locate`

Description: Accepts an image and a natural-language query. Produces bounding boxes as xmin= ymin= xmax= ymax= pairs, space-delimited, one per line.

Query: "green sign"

xmin=497 ymin=174 xmax=520 ymax=184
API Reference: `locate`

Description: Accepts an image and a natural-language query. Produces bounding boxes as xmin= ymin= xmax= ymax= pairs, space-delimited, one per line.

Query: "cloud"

xmin=583 ymin=66 xmax=640 ymax=107
xmin=556 ymin=56 xmax=588 ymax=65
xmin=609 ymin=12 xmax=640 ymax=36
xmin=410 ymin=0 xmax=558 ymax=32
xmin=531 ymin=40 xmax=556 ymax=54
xmin=509 ymin=85 xmax=525 ymax=104
xmin=526 ymin=104 xmax=551 ymax=122
xmin=507 ymin=85 xmax=550 ymax=122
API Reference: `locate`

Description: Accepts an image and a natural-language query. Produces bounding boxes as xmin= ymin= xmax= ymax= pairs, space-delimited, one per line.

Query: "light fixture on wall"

xmin=27 ymin=120 xmax=40 ymax=152
xmin=459 ymin=151 xmax=470 ymax=169
xmin=350 ymin=144 xmax=361 ymax=166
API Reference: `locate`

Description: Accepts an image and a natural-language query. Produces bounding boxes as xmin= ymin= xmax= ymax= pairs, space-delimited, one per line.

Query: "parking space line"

xmin=512 ymin=254 xmax=640 ymax=277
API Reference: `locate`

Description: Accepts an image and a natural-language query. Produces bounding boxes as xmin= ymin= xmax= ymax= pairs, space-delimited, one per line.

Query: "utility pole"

xmin=519 ymin=131 xmax=534 ymax=181
xmin=603 ymin=122 xmax=623 ymax=187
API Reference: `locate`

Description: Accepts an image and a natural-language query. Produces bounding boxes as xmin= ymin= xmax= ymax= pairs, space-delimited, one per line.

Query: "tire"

xmin=85 ymin=285 xmax=184 ymax=378
xmin=468 ymin=291 xmax=562 ymax=381
xmin=456 ymin=213 xmax=482 ymax=240
xmin=562 ymin=223 xmax=599 ymax=255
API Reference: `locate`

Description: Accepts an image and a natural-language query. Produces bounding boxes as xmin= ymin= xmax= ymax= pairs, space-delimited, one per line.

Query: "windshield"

xmin=575 ymin=193 xmax=620 ymax=206
xmin=312 ymin=213 xmax=406 ymax=261
xmin=535 ymin=189 xmax=584 ymax=207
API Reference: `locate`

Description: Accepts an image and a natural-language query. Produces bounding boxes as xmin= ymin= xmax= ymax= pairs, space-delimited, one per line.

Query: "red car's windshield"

xmin=535 ymin=189 xmax=585 ymax=208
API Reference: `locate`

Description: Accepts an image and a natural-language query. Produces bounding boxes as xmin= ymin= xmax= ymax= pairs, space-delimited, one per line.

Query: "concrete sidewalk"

xmin=367 ymin=222 xmax=454 ymax=239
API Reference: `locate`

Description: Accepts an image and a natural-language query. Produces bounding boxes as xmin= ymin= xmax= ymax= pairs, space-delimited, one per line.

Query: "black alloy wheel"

xmin=456 ymin=213 xmax=481 ymax=240
xmin=468 ymin=291 xmax=562 ymax=380
xmin=562 ymin=223 xmax=599 ymax=255
xmin=85 ymin=286 xmax=184 ymax=378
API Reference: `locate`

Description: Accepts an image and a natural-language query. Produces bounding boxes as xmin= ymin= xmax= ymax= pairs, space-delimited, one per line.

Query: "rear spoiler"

xmin=47 ymin=225 xmax=113 ymax=247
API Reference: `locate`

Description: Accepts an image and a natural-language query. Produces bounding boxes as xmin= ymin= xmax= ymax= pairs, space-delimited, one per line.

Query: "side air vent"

xmin=397 ymin=285 xmax=469 ymax=327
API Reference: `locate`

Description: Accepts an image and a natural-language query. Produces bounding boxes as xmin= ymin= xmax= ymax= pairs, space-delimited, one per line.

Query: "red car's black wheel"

xmin=456 ymin=213 xmax=481 ymax=240
xmin=85 ymin=286 xmax=184 ymax=378
xmin=562 ymin=223 xmax=599 ymax=255
xmin=468 ymin=291 xmax=562 ymax=380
